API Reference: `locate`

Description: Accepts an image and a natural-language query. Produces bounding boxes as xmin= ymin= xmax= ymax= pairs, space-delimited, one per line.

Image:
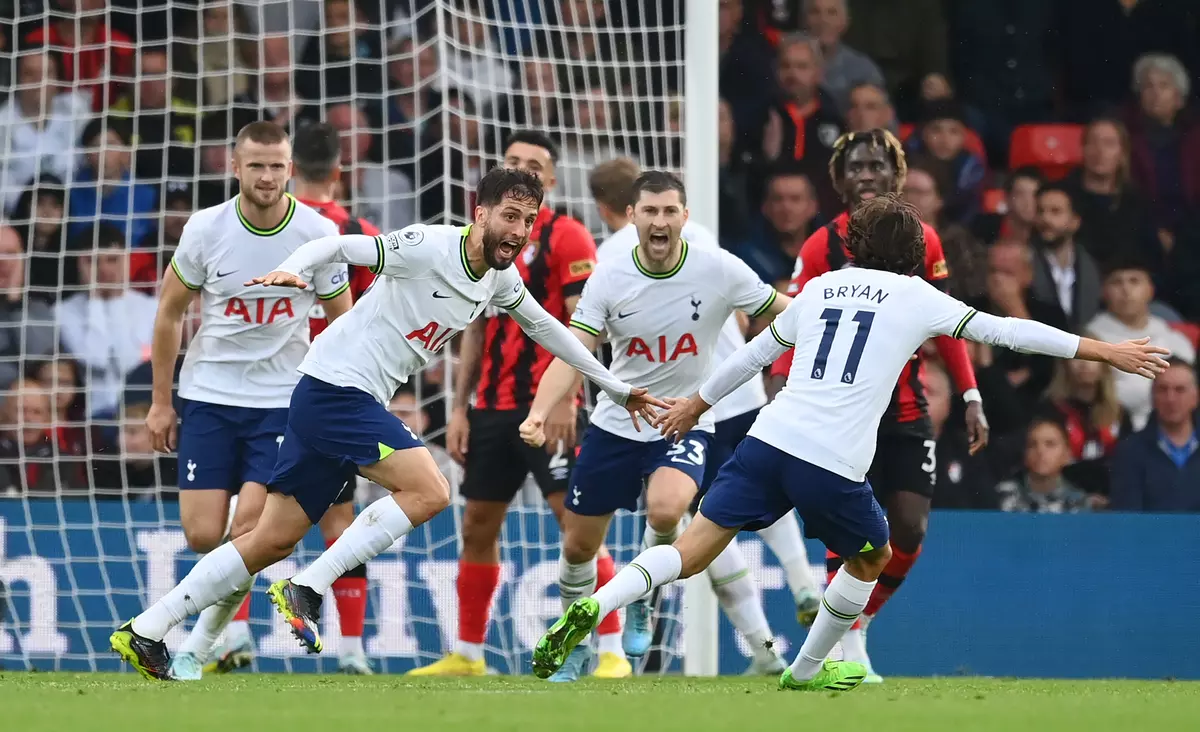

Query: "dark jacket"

xmin=1030 ymin=240 xmax=1102 ymax=331
xmin=1110 ymin=420 xmax=1200 ymax=513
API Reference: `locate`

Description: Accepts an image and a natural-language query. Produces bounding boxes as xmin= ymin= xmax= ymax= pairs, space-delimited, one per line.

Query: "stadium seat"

xmin=982 ymin=188 xmax=1007 ymax=215
xmin=1008 ymin=124 xmax=1083 ymax=180
xmin=1169 ymin=321 xmax=1200 ymax=351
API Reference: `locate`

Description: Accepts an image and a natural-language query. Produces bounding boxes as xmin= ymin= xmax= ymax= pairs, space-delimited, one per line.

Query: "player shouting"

xmin=534 ymin=195 xmax=1169 ymax=691
xmin=110 ymin=167 xmax=663 ymax=681
xmin=518 ymin=171 xmax=790 ymax=679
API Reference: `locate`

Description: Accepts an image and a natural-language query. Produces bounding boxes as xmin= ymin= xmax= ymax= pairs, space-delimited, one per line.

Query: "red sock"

xmin=594 ymin=554 xmax=621 ymax=636
xmin=863 ymin=542 xmax=922 ymax=618
xmin=233 ymin=594 xmax=250 ymax=623
xmin=457 ymin=560 xmax=501 ymax=644
xmin=327 ymin=539 xmax=368 ymax=638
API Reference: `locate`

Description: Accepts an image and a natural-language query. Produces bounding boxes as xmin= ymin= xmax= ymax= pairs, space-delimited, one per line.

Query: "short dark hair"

xmin=1006 ymin=166 xmax=1045 ymax=193
xmin=1027 ymin=415 xmax=1069 ymax=443
xmin=292 ymin=122 xmax=341 ymax=182
xmin=236 ymin=120 xmax=290 ymax=147
xmin=82 ymin=116 xmax=132 ymax=147
xmin=503 ymin=130 xmax=559 ymax=162
xmin=70 ymin=222 xmax=127 ymax=252
xmin=1101 ymin=254 xmax=1153 ymax=280
xmin=846 ymin=193 xmax=926 ymax=275
xmin=475 ymin=166 xmax=544 ymax=209
xmin=1036 ymin=181 xmax=1077 ymax=212
xmin=829 ymin=128 xmax=907 ymax=195
xmin=632 ymin=171 xmax=687 ymax=206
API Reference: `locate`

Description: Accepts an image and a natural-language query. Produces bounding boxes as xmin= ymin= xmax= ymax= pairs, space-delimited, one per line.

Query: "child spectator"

xmin=903 ymin=100 xmax=986 ymax=225
xmin=1043 ymin=358 xmax=1132 ymax=500
xmin=68 ymin=117 xmax=159 ymax=247
xmin=995 ymin=418 xmax=1093 ymax=514
xmin=90 ymin=401 xmax=177 ymax=499
xmin=0 ymin=379 xmax=88 ymax=495
xmin=11 ymin=178 xmax=72 ymax=299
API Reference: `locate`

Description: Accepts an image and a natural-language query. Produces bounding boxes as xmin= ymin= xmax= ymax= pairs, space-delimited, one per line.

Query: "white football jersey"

xmin=171 ymin=195 xmax=346 ymax=408
xmin=751 ymin=268 xmax=979 ymax=480
xmin=300 ymin=224 xmax=528 ymax=405
xmin=597 ymin=221 xmax=769 ymax=422
xmin=572 ymin=237 xmax=778 ymax=440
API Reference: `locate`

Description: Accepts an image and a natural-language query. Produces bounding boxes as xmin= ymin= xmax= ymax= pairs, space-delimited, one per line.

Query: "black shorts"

xmin=866 ymin=432 xmax=938 ymax=501
xmin=332 ymin=480 xmax=355 ymax=505
xmin=460 ymin=408 xmax=582 ymax=503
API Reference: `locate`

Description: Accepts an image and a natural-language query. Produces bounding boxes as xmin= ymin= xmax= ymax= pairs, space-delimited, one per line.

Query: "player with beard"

xmin=765 ymin=129 xmax=989 ymax=682
xmin=142 ymin=121 xmax=354 ymax=681
xmin=111 ymin=167 xmax=664 ymax=680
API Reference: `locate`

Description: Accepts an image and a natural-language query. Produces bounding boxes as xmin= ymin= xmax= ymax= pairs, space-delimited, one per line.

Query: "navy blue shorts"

xmin=700 ymin=408 xmax=760 ymax=495
xmin=699 ymin=436 xmax=889 ymax=559
xmin=567 ymin=425 xmax=712 ymax=516
xmin=269 ymin=375 xmax=423 ymax=524
xmin=177 ymin=399 xmax=288 ymax=490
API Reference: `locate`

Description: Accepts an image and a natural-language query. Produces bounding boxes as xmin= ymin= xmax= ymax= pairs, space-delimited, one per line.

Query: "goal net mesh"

xmin=0 ymin=0 xmax=813 ymax=676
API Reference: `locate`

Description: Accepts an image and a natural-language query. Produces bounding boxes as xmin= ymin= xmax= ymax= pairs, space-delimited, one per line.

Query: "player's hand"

xmin=446 ymin=407 xmax=470 ymax=465
xmin=146 ymin=402 xmax=178 ymax=453
xmin=965 ymin=401 xmax=990 ymax=455
xmin=623 ymin=387 xmax=669 ymax=432
xmin=652 ymin=395 xmax=706 ymax=443
xmin=245 ymin=271 xmax=309 ymax=289
xmin=519 ymin=410 xmax=547 ymax=448
xmin=543 ymin=399 xmax=578 ymax=455
xmin=1105 ymin=337 xmax=1171 ymax=379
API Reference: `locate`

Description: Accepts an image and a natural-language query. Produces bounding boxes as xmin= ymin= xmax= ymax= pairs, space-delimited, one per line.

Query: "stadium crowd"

xmin=0 ymin=0 xmax=1196 ymax=514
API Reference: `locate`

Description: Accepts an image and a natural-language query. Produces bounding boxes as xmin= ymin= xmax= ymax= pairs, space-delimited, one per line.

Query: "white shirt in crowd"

xmin=1086 ymin=311 xmax=1196 ymax=430
xmin=56 ymin=290 xmax=157 ymax=416
xmin=0 ymin=91 xmax=90 ymax=212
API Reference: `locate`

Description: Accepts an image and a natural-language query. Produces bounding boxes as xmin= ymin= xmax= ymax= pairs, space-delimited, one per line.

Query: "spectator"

xmin=1124 ymin=53 xmax=1200 ymax=248
xmin=11 ymin=178 xmax=73 ymax=299
xmin=23 ymin=0 xmax=135 ymax=112
xmin=1043 ymin=358 xmax=1132 ymax=500
xmin=842 ymin=0 xmax=950 ymax=119
xmin=1030 ymin=184 xmax=1103 ymax=331
xmin=443 ymin=0 xmax=514 ymax=113
xmin=554 ymin=82 xmax=623 ymax=233
xmin=29 ymin=357 xmax=91 ymax=464
xmin=1110 ymin=359 xmax=1200 ymax=513
xmin=802 ymin=0 xmax=884 ymax=115
xmin=69 ymin=117 xmax=158 ymax=246
xmin=719 ymin=0 xmax=776 ymax=155
xmin=903 ymin=100 xmax=986 ymax=226
xmin=0 ymin=379 xmax=87 ymax=494
xmin=54 ymin=223 xmax=156 ymax=418
xmin=994 ymin=418 xmax=1092 ymax=514
xmin=972 ymin=167 xmax=1043 ymax=247
xmin=184 ymin=0 xmax=255 ymax=110
xmin=1061 ymin=117 xmax=1156 ymax=269
xmin=194 ymin=112 xmax=238 ymax=209
xmin=733 ymin=164 xmax=819 ymax=290
xmin=845 ymin=81 xmax=896 ymax=134
xmin=0 ymin=226 xmax=56 ymax=391
xmin=112 ymin=47 xmax=200 ymax=180
xmin=230 ymin=36 xmax=317 ymax=135
xmin=296 ymin=0 xmax=386 ymax=104
xmin=718 ymin=98 xmax=754 ymax=241
xmin=381 ymin=36 xmax=440 ymax=166
xmin=902 ymin=162 xmax=987 ymax=301
xmin=926 ymin=362 xmax=996 ymax=510
xmin=90 ymin=401 xmax=176 ymax=499
xmin=1087 ymin=259 xmax=1196 ymax=429
xmin=130 ymin=182 xmax=193 ymax=293
xmin=0 ymin=47 xmax=91 ymax=212
xmin=327 ymin=102 xmax=415 ymax=233
xmin=762 ymin=33 xmax=844 ymax=216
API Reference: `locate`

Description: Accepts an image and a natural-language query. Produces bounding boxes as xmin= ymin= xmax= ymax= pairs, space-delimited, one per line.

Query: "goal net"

xmin=0 ymin=0 xmax=813 ymax=676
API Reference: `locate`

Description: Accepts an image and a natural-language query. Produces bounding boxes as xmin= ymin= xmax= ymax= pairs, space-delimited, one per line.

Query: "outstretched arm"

xmin=247 ymin=235 xmax=382 ymax=287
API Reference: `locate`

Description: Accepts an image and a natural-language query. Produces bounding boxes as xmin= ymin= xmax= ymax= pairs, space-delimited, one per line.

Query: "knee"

xmin=423 ymin=471 xmax=451 ymax=514
xmin=245 ymin=528 xmax=296 ymax=566
xmin=889 ymin=514 xmax=927 ymax=553
xmin=460 ymin=507 xmax=500 ymax=553
xmin=645 ymin=494 xmax=690 ymax=532
xmin=183 ymin=524 xmax=225 ymax=554
xmin=562 ymin=531 xmax=601 ymax=565
xmin=844 ymin=543 xmax=892 ymax=581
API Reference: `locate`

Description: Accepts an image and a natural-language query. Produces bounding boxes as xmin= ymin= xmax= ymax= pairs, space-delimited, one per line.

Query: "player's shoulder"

xmin=596 ymin=223 xmax=637 ymax=264
xmin=288 ymin=197 xmax=341 ymax=237
xmin=681 ymin=220 xmax=719 ymax=251
xmin=380 ymin=223 xmax=458 ymax=265
xmin=185 ymin=199 xmax=232 ymax=235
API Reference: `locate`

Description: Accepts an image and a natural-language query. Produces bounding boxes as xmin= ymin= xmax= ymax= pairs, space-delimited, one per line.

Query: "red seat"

xmin=1009 ymin=124 xmax=1083 ymax=180
xmin=1169 ymin=321 xmax=1200 ymax=352
xmin=982 ymin=188 xmax=1007 ymax=215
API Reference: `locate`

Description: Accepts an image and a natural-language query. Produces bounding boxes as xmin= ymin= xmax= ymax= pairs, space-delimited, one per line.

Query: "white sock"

xmin=132 ymin=542 xmax=251 ymax=642
xmin=593 ymin=545 xmax=681 ymax=619
xmin=225 ymin=619 xmax=252 ymax=646
xmin=788 ymin=568 xmax=875 ymax=680
xmin=756 ymin=513 xmax=818 ymax=598
xmin=707 ymin=539 xmax=775 ymax=664
xmin=292 ymin=496 xmax=413 ymax=594
xmin=558 ymin=555 xmax=597 ymax=612
xmin=454 ymin=640 xmax=484 ymax=662
xmin=177 ymin=575 xmax=254 ymax=659
xmin=642 ymin=521 xmax=679 ymax=551
xmin=596 ymin=631 xmax=623 ymax=655
xmin=839 ymin=627 xmax=870 ymax=667
xmin=340 ymin=635 xmax=364 ymax=658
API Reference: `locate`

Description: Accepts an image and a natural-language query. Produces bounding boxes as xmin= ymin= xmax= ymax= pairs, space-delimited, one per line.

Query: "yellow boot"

xmin=406 ymin=652 xmax=487 ymax=676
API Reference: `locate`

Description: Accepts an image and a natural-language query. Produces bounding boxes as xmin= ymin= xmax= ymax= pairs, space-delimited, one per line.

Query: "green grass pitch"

xmin=2 ymin=673 xmax=1197 ymax=732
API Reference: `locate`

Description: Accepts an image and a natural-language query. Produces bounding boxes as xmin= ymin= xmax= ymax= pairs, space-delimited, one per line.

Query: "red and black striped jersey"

xmin=300 ymin=198 xmax=379 ymax=338
xmin=770 ymin=211 xmax=976 ymax=433
xmin=475 ymin=208 xmax=597 ymax=411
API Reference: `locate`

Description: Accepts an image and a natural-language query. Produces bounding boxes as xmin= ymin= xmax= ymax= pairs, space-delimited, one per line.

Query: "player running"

xmin=767 ymin=129 xmax=988 ymax=681
xmin=143 ymin=121 xmax=353 ymax=681
xmin=409 ymin=131 xmax=629 ymax=680
xmin=110 ymin=167 xmax=663 ymax=681
xmin=534 ymin=195 xmax=1169 ymax=690
xmin=518 ymin=171 xmax=790 ymax=677
xmin=590 ymin=159 xmax=817 ymax=674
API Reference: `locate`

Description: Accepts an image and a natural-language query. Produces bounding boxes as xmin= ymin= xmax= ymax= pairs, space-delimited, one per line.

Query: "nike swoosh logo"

xmin=432 ymin=291 xmax=452 ymax=299
xmin=217 ymin=270 xmax=236 ymax=278
xmin=617 ymin=310 xmax=639 ymax=319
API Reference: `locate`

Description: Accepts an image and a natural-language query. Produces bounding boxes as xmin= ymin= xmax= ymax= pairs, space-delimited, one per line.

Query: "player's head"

xmin=232 ymin=121 xmax=292 ymax=210
xmin=588 ymin=157 xmax=640 ymax=227
xmin=829 ymin=128 xmax=906 ymax=208
xmin=503 ymin=130 xmax=559 ymax=193
xmin=630 ymin=171 xmax=689 ymax=266
xmin=291 ymin=122 xmax=342 ymax=187
xmin=845 ymin=193 xmax=925 ymax=276
xmin=474 ymin=166 xmax=544 ymax=270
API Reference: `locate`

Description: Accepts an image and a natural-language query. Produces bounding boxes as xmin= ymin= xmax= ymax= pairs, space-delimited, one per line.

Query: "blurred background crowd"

xmin=0 ymin=0 xmax=1195 ymax=514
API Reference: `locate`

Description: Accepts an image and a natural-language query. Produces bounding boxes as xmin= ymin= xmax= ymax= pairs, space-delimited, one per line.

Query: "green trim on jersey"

xmin=460 ymin=225 xmax=481 ymax=282
xmin=236 ymin=194 xmax=297 ymax=237
xmin=750 ymin=289 xmax=778 ymax=318
xmin=501 ymin=286 xmax=527 ymax=310
xmin=569 ymin=320 xmax=601 ymax=336
xmin=953 ymin=309 xmax=978 ymax=339
xmin=318 ymin=281 xmax=350 ymax=301
xmin=769 ymin=321 xmax=794 ymax=349
xmin=170 ymin=258 xmax=201 ymax=290
xmin=632 ymin=238 xmax=689 ymax=279
xmin=370 ymin=235 xmax=386 ymax=274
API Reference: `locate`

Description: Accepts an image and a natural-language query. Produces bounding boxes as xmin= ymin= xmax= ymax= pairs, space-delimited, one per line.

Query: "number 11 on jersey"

xmin=811 ymin=308 xmax=875 ymax=384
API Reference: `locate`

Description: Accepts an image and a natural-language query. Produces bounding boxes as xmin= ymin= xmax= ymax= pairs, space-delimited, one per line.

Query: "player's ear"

xmin=473 ymin=205 xmax=489 ymax=225
xmin=681 ymin=207 xmax=689 ymax=226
